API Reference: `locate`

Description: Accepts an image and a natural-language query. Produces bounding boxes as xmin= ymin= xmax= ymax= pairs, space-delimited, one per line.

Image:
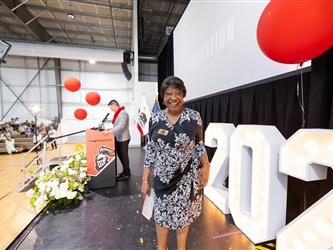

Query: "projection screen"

xmin=173 ymin=0 xmax=310 ymax=101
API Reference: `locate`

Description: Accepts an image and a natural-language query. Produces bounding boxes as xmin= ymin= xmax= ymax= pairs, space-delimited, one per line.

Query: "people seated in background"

xmin=0 ymin=119 xmax=59 ymax=153
xmin=9 ymin=118 xmax=15 ymax=127
xmin=5 ymin=123 xmax=14 ymax=135
xmin=39 ymin=123 xmax=47 ymax=137
xmin=18 ymin=124 xmax=27 ymax=134
xmin=13 ymin=117 xmax=20 ymax=131
xmin=5 ymin=135 xmax=17 ymax=154
xmin=0 ymin=131 xmax=6 ymax=141
xmin=48 ymin=126 xmax=57 ymax=150
xmin=26 ymin=125 xmax=33 ymax=137
xmin=32 ymin=129 xmax=43 ymax=152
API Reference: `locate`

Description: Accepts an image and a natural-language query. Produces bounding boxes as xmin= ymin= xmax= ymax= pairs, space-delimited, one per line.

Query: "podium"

xmin=86 ymin=129 xmax=116 ymax=189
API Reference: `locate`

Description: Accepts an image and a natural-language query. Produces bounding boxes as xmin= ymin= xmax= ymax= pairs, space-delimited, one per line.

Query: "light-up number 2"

xmin=204 ymin=123 xmax=235 ymax=214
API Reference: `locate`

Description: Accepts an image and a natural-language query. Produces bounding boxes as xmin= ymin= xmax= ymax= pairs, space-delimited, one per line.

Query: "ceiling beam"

xmin=54 ymin=36 xmax=131 ymax=45
xmin=0 ymin=18 xmax=26 ymax=39
xmin=148 ymin=0 xmax=189 ymax=4
xmin=0 ymin=12 xmax=12 ymax=17
xmin=25 ymin=4 xmax=132 ymax=22
xmin=46 ymin=27 xmax=131 ymax=39
xmin=140 ymin=36 xmax=161 ymax=42
xmin=67 ymin=0 xmax=133 ymax=11
xmin=10 ymin=0 xmax=29 ymax=11
xmin=142 ymin=8 xmax=181 ymax=19
xmin=156 ymin=0 xmax=176 ymax=55
xmin=0 ymin=33 xmax=25 ymax=41
xmin=0 ymin=18 xmax=131 ymax=40
xmin=140 ymin=45 xmax=160 ymax=49
xmin=53 ymin=38 xmax=131 ymax=50
xmin=107 ymin=0 xmax=117 ymax=48
xmin=1 ymin=0 xmax=52 ymax=42
xmin=142 ymin=19 xmax=171 ymax=27
xmin=37 ymin=17 xmax=131 ymax=32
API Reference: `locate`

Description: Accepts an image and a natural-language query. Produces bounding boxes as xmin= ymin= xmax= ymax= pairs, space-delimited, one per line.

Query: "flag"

xmin=151 ymin=96 xmax=161 ymax=114
xmin=136 ymin=96 xmax=151 ymax=136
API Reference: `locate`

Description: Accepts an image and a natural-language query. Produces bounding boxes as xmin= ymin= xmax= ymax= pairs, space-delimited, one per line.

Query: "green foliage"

xmin=27 ymin=151 xmax=90 ymax=210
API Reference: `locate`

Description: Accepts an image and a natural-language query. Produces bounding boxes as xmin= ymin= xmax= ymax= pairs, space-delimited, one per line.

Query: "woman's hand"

xmin=141 ymin=168 xmax=152 ymax=198
xmin=141 ymin=182 xmax=151 ymax=198
xmin=199 ymin=165 xmax=210 ymax=189
xmin=199 ymin=155 xmax=210 ymax=189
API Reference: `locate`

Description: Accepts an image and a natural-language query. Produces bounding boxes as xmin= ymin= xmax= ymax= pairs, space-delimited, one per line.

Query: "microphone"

xmin=95 ymin=113 xmax=110 ymax=131
xmin=101 ymin=113 xmax=110 ymax=123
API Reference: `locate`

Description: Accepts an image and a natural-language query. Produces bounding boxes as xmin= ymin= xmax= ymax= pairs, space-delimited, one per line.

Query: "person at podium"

xmin=105 ymin=99 xmax=131 ymax=181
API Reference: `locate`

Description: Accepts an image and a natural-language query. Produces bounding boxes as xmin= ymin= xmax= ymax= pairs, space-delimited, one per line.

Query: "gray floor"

xmin=17 ymin=148 xmax=254 ymax=250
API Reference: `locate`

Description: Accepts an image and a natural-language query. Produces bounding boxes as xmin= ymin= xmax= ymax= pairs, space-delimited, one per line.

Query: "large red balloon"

xmin=74 ymin=108 xmax=87 ymax=120
xmin=257 ymin=1 xmax=333 ymax=64
xmin=64 ymin=76 xmax=81 ymax=92
xmin=85 ymin=92 xmax=101 ymax=106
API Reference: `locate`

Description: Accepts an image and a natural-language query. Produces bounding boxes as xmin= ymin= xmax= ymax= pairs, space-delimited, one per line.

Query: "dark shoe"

xmin=116 ymin=172 xmax=130 ymax=181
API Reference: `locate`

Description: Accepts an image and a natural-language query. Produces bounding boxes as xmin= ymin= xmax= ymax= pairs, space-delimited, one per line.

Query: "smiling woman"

xmin=141 ymin=76 xmax=211 ymax=250
xmin=161 ymin=77 xmax=187 ymax=121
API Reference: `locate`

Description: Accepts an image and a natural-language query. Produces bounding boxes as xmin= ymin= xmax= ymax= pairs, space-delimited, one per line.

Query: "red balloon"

xmin=85 ymin=92 xmax=101 ymax=106
xmin=257 ymin=1 xmax=333 ymax=64
xmin=64 ymin=76 xmax=81 ymax=92
xmin=74 ymin=108 xmax=87 ymax=120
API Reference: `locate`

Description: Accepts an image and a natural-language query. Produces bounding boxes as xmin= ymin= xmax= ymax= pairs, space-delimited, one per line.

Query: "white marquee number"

xmin=228 ymin=125 xmax=287 ymax=244
xmin=204 ymin=123 xmax=235 ymax=214
xmin=277 ymin=129 xmax=333 ymax=249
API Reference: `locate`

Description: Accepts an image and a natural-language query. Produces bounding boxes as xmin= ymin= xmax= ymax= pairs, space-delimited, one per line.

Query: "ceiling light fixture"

xmin=89 ymin=59 xmax=96 ymax=64
xmin=67 ymin=12 xmax=76 ymax=20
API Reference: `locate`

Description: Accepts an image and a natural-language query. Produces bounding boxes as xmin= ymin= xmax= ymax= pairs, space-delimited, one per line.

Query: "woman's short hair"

xmin=160 ymin=76 xmax=186 ymax=98
xmin=108 ymin=99 xmax=119 ymax=106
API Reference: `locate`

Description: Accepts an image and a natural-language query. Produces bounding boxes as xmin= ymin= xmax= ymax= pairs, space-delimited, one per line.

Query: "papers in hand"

xmin=142 ymin=188 xmax=154 ymax=220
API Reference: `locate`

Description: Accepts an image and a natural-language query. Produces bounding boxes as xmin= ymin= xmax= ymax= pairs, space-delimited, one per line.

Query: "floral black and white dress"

xmin=144 ymin=107 xmax=207 ymax=230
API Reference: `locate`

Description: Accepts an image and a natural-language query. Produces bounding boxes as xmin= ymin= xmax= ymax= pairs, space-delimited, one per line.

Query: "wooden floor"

xmin=0 ymin=144 xmax=79 ymax=249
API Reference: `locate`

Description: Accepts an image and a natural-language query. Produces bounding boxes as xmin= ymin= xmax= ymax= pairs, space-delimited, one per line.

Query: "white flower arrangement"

xmin=27 ymin=152 xmax=90 ymax=209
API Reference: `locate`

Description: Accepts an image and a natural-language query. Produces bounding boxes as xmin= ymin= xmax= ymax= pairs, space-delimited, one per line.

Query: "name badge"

xmin=158 ymin=129 xmax=169 ymax=136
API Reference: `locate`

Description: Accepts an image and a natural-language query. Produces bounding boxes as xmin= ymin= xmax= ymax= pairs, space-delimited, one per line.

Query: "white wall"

xmin=61 ymin=60 xmax=131 ymax=120
xmin=59 ymin=59 xmax=131 ymax=140
xmin=174 ymin=0 xmax=311 ymax=101
xmin=59 ymin=59 xmax=157 ymax=147
xmin=0 ymin=56 xmax=57 ymax=121
xmin=0 ymin=56 xmax=157 ymax=146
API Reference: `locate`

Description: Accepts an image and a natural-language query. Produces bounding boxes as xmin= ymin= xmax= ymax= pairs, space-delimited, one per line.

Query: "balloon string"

xmin=296 ymin=64 xmax=306 ymax=128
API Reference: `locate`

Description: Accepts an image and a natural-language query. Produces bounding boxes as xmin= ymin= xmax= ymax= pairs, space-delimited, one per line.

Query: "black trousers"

xmin=49 ymin=138 xmax=57 ymax=149
xmin=115 ymin=139 xmax=130 ymax=175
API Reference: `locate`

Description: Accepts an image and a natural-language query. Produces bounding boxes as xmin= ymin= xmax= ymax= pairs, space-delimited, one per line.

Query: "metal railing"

xmin=13 ymin=135 xmax=48 ymax=193
xmin=14 ymin=129 xmax=86 ymax=193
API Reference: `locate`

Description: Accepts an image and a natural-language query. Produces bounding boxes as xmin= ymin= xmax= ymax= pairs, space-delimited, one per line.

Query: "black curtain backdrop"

xmin=185 ymin=48 xmax=333 ymax=223
xmin=158 ymin=33 xmax=174 ymax=109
